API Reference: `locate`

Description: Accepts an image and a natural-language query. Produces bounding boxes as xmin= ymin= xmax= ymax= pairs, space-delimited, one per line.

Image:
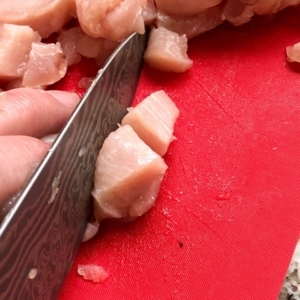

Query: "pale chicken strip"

xmin=0 ymin=0 xmax=72 ymax=38
xmin=0 ymin=24 xmax=41 ymax=81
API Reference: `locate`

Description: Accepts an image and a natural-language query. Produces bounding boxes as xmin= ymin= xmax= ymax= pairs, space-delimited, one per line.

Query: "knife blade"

xmin=0 ymin=30 xmax=148 ymax=300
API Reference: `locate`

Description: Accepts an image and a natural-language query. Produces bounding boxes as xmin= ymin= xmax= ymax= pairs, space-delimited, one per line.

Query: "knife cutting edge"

xmin=0 ymin=30 xmax=148 ymax=300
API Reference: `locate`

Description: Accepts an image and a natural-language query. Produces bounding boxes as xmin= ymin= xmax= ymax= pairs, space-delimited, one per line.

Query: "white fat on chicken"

xmin=22 ymin=43 xmax=67 ymax=88
xmin=76 ymin=0 xmax=146 ymax=41
xmin=157 ymin=6 xmax=223 ymax=39
xmin=122 ymin=91 xmax=179 ymax=157
xmin=144 ymin=27 xmax=193 ymax=73
xmin=92 ymin=125 xmax=167 ymax=221
xmin=0 ymin=0 xmax=72 ymax=38
xmin=155 ymin=0 xmax=222 ymax=16
xmin=0 ymin=24 xmax=41 ymax=81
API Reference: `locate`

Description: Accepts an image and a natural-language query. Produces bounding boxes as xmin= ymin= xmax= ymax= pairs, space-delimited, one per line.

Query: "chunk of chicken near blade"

xmin=121 ymin=90 xmax=179 ymax=157
xmin=92 ymin=125 xmax=167 ymax=221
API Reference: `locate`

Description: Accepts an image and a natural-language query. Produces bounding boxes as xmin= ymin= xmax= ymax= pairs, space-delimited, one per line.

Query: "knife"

xmin=0 ymin=30 xmax=148 ymax=300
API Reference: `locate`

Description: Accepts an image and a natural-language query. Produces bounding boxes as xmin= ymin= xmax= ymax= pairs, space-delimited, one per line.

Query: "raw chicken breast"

xmin=142 ymin=0 xmax=157 ymax=25
xmin=128 ymin=175 xmax=164 ymax=217
xmin=157 ymin=6 xmax=223 ymax=39
xmin=122 ymin=91 xmax=179 ymax=157
xmin=253 ymin=0 xmax=281 ymax=14
xmin=0 ymin=0 xmax=72 ymax=38
xmin=144 ymin=27 xmax=193 ymax=73
xmin=78 ymin=77 xmax=94 ymax=89
xmin=5 ymin=79 xmax=23 ymax=90
xmin=92 ymin=125 xmax=167 ymax=221
xmin=67 ymin=0 xmax=77 ymax=18
xmin=76 ymin=0 xmax=145 ymax=41
xmin=286 ymin=42 xmax=300 ymax=63
xmin=95 ymin=39 xmax=120 ymax=66
xmin=78 ymin=265 xmax=109 ymax=283
xmin=222 ymin=0 xmax=254 ymax=26
xmin=76 ymin=31 xmax=119 ymax=63
xmin=155 ymin=0 xmax=222 ymax=16
xmin=0 ymin=24 xmax=41 ymax=81
xmin=22 ymin=43 xmax=68 ymax=88
xmin=76 ymin=33 xmax=105 ymax=58
xmin=278 ymin=0 xmax=300 ymax=10
xmin=57 ymin=28 xmax=82 ymax=66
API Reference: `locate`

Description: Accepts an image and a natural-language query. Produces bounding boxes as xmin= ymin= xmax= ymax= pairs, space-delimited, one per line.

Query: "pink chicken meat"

xmin=22 ymin=42 xmax=67 ymax=88
xmin=0 ymin=24 xmax=41 ymax=81
xmin=77 ymin=265 xmax=109 ymax=283
xmin=57 ymin=28 xmax=82 ymax=66
xmin=157 ymin=6 xmax=223 ymax=39
xmin=121 ymin=90 xmax=179 ymax=157
xmin=0 ymin=0 xmax=72 ymax=38
xmin=155 ymin=0 xmax=222 ymax=16
xmin=286 ymin=42 xmax=300 ymax=63
xmin=92 ymin=125 xmax=167 ymax=221
xmin=76 ymin=0 xmax=146 ymax=41
xmin=144 ymin=27 xmax=193 ymax=73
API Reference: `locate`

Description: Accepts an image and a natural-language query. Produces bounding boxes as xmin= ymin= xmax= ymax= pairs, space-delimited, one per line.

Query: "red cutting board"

xmin=55 ymin=7 xmax=300 ymax=300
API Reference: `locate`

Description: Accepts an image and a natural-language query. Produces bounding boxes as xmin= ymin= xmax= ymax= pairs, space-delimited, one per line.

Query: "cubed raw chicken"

xmin=0 ymin=0 xmax=72 ymax=38
xmin=121 ymin=91 xmax=179 ymax=157
xmin=155 ymin=0 xmax=222 ymax=16
xmin=22 ymin=43 xmax=67 ymax=88
xmin=286 ymin=42 xmax=300 ymax=63
xmin=157 ymin=6 xmax=223 ymax=39
xmin=92 ymin=125 xmax=168 ymax=221
xmin=144 ymin=27 xmax=193 ymax=73
xmin=76 ymin=0 xmax=146 ymax=41
xmin=0 ymin=24 xmax=41 ymax=81
xmin=142 ymin=0 xmax=157 ymax=25
xmin=57 ymin=27 xmax=82 ymax=66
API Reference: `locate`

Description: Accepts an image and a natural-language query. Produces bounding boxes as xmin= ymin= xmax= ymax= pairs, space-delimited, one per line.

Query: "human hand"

xmin=0 ymin=88 xmax=79 ymax=221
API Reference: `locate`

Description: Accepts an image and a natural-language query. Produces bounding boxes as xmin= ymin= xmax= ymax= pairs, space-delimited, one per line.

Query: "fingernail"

xmin=41 ymin=133 xmax=59 ymax=144
xmin=47 ymin=90 xmax=80 ymax=109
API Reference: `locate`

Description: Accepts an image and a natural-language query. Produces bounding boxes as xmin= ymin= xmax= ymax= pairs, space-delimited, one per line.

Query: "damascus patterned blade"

xmin=0 ymin=31 xmax=148 ymax=300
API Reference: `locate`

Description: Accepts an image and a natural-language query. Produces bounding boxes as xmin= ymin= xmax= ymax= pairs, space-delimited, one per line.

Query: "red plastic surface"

xmin=57 ymin=8 xmax=300 ymax=300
